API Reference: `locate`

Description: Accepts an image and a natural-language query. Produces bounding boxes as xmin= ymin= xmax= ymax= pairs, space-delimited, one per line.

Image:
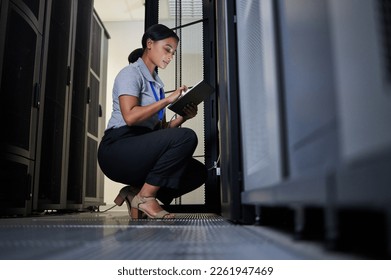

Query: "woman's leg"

xmin=132 ymin=182 xmax=175 ymax=218
xmin=132 ymin=128 xmax=200 ymax=218
xmin=156 ymin=158 xmax=208 ymax=205
xmin=99 ymin=127 xmax=201 ymax=218
xmin=143 ymin=127 xmax=199 ymax=189
xmin=98 ymin=127 xmax=198 ymax=188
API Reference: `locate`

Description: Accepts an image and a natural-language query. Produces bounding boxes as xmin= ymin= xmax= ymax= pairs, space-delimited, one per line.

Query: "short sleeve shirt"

xmin=106 ymin=58 xmax=165 ymax=130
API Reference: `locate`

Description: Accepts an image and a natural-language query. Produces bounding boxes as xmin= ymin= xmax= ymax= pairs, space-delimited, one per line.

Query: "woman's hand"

xmin=165 ymin=102 xmax=198 ymax=128
xmin=167 ymin=85 xmax=188 ymax=104
xmin=182 ymin=102 xmax=198 ymax=120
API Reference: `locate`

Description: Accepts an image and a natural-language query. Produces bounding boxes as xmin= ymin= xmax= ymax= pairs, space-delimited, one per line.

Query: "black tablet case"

xmin=167 ymin=80 xmax=214 ymax=116
xmin=168 ymin=80 xmax=214 ymax=116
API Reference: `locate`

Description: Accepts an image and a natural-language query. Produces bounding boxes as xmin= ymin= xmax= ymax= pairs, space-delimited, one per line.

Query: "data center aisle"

xmin=0 ymin=212 xmax=358 ymax=260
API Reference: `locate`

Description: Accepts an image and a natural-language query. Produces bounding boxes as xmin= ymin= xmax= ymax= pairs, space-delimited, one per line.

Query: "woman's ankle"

xmin=138 ymin=183 xmax=160 ymax=198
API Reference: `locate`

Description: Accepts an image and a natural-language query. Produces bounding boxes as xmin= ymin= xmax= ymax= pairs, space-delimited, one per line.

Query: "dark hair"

xmin=141 ymin=24 xmax=179 ymax=50
xmin=128 ymin=48 xmax=143 ymax=64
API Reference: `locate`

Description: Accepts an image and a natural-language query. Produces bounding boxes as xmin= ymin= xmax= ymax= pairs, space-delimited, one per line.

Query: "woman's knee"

xmin=164 ymin=127 xmax=198 ymax=151
xmin=180 ymin=127 xmax=198 ymax=147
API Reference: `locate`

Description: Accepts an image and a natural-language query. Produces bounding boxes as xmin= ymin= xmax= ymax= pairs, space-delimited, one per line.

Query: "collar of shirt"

xmin=135 ymin=57 xmax=165 ymax=88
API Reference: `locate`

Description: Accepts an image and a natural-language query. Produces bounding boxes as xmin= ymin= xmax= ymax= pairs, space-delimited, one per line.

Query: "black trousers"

xmin=97 ymin=125 xmax=207 ymax=205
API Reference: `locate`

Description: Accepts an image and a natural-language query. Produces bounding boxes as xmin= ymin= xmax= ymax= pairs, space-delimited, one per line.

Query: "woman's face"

xmin=148 ymin=37 xmax=178 ymax=69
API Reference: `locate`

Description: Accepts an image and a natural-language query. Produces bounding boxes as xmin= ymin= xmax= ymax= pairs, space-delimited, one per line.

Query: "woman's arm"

xmin=165 ymin=103 xmax=198 ymax=128
xmin=119 ymin=85 xmax=187 ymax=127
xmin=119 ymin=95 xmax=170 ymax=126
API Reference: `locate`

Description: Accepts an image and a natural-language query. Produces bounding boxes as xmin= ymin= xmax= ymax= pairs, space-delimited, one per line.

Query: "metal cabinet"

xmin=0 ymin=0 xmax=46 ymax=215
xmin=0 ymin=0 xmax=109 ymax=215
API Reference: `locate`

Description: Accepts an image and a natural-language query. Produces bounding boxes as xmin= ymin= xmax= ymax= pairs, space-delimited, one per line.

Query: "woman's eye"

xmin=165 ymin=48 xmax=175 ymax=55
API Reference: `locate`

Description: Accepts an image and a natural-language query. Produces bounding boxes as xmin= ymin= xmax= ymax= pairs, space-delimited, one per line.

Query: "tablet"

xmin=167 ymin=80 xmax=215 ymax=116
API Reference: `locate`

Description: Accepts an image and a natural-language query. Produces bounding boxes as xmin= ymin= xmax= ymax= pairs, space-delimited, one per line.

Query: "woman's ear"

xmin=147 ymin=39 xmax=153 ymax=49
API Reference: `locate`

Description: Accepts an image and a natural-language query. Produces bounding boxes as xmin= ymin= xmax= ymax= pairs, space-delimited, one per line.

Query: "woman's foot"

xmin=113 ymin=186 xmax=141 ymax=217
xmin=130 ymin=195 xmax=175 ymax=219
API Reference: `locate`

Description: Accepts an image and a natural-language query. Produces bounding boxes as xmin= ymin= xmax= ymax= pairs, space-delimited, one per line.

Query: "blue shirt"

xmin=106 ymin=58 xmax=165 ymax=130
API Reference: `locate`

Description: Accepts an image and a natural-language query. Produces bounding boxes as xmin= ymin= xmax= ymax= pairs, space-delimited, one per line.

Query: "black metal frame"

xmin=144 ymin=0 xmax=220 ymax=213
xmin=214 ymin=0 xmax=243 ymax=222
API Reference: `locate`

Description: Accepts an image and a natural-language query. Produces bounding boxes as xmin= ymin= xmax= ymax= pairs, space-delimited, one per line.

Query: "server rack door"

xmin=38 ymin=0 xmax=76 ymax=209
xmin=215 ymin=0 xmax=243 ymax=221
xmin=236 ymin=0 xmax=283 ymax=193
xmin=278 ymin=0 xmax=339 ymax=178
xmin=0 ymin=0 xmax=45 ymax=215
xmin=84 ymin=12 xmax=109 ymax=207
xmin=67 ymin=0 xmax=93 ymax=208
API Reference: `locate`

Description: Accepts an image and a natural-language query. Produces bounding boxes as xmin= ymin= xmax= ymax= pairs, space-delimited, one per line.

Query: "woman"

xmin=98 ymin=24 xmax=207 ymax=219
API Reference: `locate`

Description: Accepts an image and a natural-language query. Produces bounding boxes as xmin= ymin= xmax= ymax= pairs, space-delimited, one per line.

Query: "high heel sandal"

xmin=130 ymin=195 xmax=175 ymax=219
xmin=113 ymin=186 xmax=140 ymax=217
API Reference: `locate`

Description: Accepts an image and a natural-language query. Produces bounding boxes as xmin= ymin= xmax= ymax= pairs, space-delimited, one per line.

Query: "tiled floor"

xmin=0 ymin=211 xmax=359 ymax=260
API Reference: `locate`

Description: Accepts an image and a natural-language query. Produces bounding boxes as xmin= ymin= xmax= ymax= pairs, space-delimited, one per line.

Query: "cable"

xmin=98 ymin=204 xmax=117 ymax=213
xmin=208 ymin=154 xmax=220 ymax=170
xmin=167 ymin=113 xmax=177 ymax=128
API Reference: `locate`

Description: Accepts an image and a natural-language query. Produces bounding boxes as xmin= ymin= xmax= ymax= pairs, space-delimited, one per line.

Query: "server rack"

xmin=0 ymin=0 xmax=109 ymax=215
xmin=0 ymin=0 xmax=46 ymax=215
xmin=219 ymin=0 xmax=391 ymax=257
xmin=215 ymin=0 xmax=243 ymax=222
